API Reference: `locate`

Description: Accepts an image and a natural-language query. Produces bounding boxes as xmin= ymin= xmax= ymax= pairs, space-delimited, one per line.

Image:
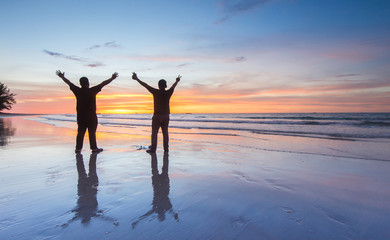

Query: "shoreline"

xmin=0 ymin=116 xmax=389 ymax=239
xmin=0 ymin=112 xmax=44 ymax=118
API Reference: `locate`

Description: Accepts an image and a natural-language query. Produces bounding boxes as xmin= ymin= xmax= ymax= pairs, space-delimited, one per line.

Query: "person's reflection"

xmin=132 ymin=152 xmax=178 ymax=228
xmin=73 ymin=153 xmax=99 ymax=224
xmin=64 ymin=153 xmax=117 ymax=226
xmin=0 ymin=118 xmax=16 ymax=146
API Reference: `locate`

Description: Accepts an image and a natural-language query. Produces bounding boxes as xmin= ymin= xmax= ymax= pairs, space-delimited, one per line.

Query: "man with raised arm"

xmin=132 ymin=72 xmax=181 ymax=153
xmin=56 ymin=70 xmax=118 ymax=153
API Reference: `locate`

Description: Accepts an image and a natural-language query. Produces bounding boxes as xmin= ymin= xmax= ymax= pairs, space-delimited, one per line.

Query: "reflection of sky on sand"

xmin=8 ymin=116 xmax=75 ymax=144
xmin=0 ymin=117 xmax=389 ymax=239
xmin=0 ymin=118 xmax=16 ymax=146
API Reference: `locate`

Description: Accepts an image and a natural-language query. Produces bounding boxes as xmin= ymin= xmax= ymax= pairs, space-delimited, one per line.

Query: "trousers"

xmin=151 ymin=114 xmax=170 ymax=152
xmin=76 ymin=114 xmax=98 ymax=150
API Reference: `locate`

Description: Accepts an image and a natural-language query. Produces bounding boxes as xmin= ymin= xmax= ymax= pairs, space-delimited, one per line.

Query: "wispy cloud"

xmin=88 ymin=45 xmax=101 ymax=51
xmin=87 ymin=41 xmax=120 ymax=50
xmin=86 ymin=63 xmax=105 ymax=68
xmin=43 ymin=50 xmax=83 ymax=62
xmin=242 ymin=78 xmax=390 ymax=99
xmin=226 ymin=56 xmax=246 ymax=62
xmin=43 ymin=49 xmax=105 ymax=68
xmin=335 ymin=73 xmax=361 ymax=78
xmin=104 ymin=41 xmax=120 ymax=48
xmin=309 ymin=79 xmax=390 ymax=92
xmin=129 ymin=55 xmax=192 ymax=62
xmin=215 ymin=0 xmax=271 ymax=24
xmin=177 ymin=63 xmax=191 ymax=67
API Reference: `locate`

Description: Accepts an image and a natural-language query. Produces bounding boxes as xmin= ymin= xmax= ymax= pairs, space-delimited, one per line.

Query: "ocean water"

xmin=36 ymin=112 xmax=390 ymax=140
xmin=30 ymin=113 xmax=390 ymax=161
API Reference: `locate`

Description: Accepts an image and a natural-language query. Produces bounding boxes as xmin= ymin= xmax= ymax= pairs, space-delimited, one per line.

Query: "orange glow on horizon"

xmin=98 ymin=109 xmax=144 ymax=114
xmin=8 ymin=87 xmax=390 ymax=114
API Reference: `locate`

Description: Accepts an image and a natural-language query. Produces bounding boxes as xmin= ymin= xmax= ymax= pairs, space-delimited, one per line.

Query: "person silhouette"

xmin=132 ymin=72 xmax=181 ymax=153
xmin=132 ymin=152 xmax=178 ymax=228
xmin=56 ymin=70 xmax=118 ymax=153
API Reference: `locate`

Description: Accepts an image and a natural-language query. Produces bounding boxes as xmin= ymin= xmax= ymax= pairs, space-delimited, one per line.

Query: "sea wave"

xmin=36 ymin=113 xmax=390 ymax=140
xmin=44 ymin=114 xmax=390 ymax=127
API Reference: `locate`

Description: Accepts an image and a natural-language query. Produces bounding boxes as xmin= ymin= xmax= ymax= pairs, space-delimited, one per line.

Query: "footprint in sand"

xmin=265 ymin=178 xmax=294 ymax=191
xmin=231 ymin=217 xmax=248 ymax=229
xmin=231 ymin=170 xmax=257 ymax=184
xmin=314 ymin=205 xmax=349 ymax=226
xmin=281 ymin=207 xmax=303 ymax=224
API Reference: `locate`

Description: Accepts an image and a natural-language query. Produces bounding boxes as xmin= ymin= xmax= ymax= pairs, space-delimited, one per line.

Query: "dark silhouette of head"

xmin=158 ymin=79 xmax=167 ymax=90
xmin=79 ymin=77 xmax=90 ymax=88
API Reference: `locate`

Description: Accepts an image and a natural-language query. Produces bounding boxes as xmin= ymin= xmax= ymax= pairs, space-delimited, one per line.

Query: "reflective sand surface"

xmin=0 ymin=116 xmax=389 ymax=239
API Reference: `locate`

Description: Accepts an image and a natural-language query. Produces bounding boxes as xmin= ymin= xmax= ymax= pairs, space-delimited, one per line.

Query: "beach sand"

xmin=0 ymin=116 xmax=389 ymax=240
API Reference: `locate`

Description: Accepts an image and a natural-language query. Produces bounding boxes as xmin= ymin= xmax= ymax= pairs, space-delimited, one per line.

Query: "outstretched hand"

xmin=112 ymin=72 xmax=118 ymax=79
xmin=176 ymin=75 xmax=182 ymax=82
xmin=132 ymin=72 xmax=139 ymax=81
xmin=56 ymin=70 xmax=65 ymax=78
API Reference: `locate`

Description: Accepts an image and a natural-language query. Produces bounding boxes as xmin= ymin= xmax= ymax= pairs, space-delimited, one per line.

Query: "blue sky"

xmin=1 ymin=0 xmax=390 ymax=113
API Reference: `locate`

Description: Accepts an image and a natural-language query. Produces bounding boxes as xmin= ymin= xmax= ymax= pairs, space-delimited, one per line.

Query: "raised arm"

xmin=169 ymin=75 xmax=181 ymax=91
xmin=132 ymin=72 xmax=154 ymax=92
xmin=97 ymin=72 xmax=118 ymax=88
xmin=56 ymin=70 xmax=76 ymax=88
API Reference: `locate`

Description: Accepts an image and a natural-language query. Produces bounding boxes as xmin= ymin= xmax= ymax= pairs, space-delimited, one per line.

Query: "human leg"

xmin=161 ymin=115 xmax=170 ymax=152
xmin=149 ymin=115 xmax=160 ymax=153
xmin=76 ymin=124 xmax=87 ymax=152
xmin=88 ymin=115 xmax=99 ymax=150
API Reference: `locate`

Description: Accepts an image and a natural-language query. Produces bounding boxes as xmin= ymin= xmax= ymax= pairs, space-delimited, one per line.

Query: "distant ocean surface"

xmin=35 ymin=112 xmax=390 ymax=141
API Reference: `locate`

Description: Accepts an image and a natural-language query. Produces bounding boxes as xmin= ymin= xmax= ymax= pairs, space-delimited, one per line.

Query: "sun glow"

xmin=8 ymin=83 xmax=390 ymax=114
xmin=98 ymin=109 xmax=143 ymax=114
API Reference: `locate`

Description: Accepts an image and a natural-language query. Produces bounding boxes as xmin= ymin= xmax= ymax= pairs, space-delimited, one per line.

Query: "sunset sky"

xmin=1 ymin=0 xmax=389 ymax=114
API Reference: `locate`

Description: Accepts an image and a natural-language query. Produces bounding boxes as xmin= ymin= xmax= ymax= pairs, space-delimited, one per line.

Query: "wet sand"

xmin=0 ymin=116 xmax=389 ymax=240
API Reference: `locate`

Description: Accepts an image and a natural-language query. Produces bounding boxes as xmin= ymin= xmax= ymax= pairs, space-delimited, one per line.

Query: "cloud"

xmin=243 ymin=78 xmax=390 ymax=99
xmin=43 ymin=50 xmax=83 ymax=62
xmin=221 ymin=0 xmax=270 ymax=13
xmin=215 ymin=16 xmax=230 ymax=24
xmin=310 ymin=79 xmax=390 ymax=92
xmin=104 ymin=41 xmax=120 ymax=48
xmin=227 ymin=56 xmax=246 ymax=62
xmin=223 ymin=56 xmax=246 ymax=63
xmin=335 ymin=73 xmax=361 ymax=78
xmin=43 ymin=49 xmax=105 ymax=68
xmin=86 ymin=63 xmax=105 ymax=68
xmin=177 ymin=63 xmax=191 ymax=67
xmin=88 ymin=44 xmax=101 ymax=50
xmin=129 ymin=55 xmax=192 ymax=62
xmin=215 ymin=0 xmax=271 ymax=24
xmin=87 ymin=41 xmax=120 ymax=50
